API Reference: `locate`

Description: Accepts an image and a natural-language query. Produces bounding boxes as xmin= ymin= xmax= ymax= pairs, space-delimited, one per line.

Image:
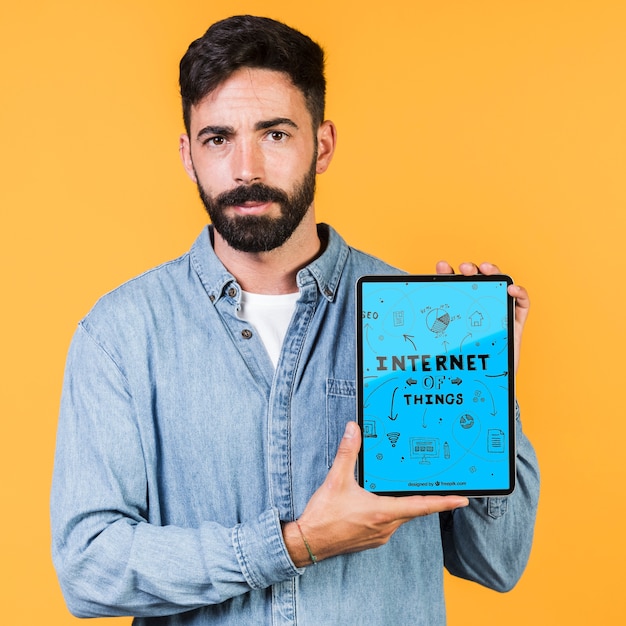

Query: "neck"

xmin=212 ymin=211 xmax=322 ymax=295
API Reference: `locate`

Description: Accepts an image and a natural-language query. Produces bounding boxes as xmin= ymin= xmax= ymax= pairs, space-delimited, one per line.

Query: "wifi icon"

xmin=387 ymin=432 xmax=401 ymax=447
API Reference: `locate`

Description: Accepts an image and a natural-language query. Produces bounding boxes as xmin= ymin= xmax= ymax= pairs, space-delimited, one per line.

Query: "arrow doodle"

xmin=364 ymin=377 xmax=399 ymax=409
xmin=403 ymin=334 xmax=416 ymax=350
xmin=388 ymin=387 xmax=399 ymax=421
xmin=364 ymin=324 xmax=378 ymax=354
xmin=459 ymin=333 xmax=473 ymax=352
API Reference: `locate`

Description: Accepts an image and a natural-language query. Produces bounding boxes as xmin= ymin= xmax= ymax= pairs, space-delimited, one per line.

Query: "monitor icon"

xmin=410 ymin=437 xmax=440 ymax=465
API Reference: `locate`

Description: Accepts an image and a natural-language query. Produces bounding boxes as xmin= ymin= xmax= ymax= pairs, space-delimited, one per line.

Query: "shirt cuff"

xmin=232 ymin=508 xmax=303 ymax=589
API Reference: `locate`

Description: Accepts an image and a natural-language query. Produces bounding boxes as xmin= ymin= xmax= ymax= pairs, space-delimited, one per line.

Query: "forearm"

xmin=51 ymin=325 xmax=300 ymax=617
xmin=440 ymin=404 xmax=540 ymax=591
xmin=53 ymin=508 xmax=300 ymax=618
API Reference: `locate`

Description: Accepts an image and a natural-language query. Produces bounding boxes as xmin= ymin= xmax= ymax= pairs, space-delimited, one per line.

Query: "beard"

xmin=195 ymin=159 xmax=317 ymax=253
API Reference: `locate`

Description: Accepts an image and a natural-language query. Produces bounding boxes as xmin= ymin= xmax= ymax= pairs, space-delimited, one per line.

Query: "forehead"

xmin=189 ymin=67 xmax=311 ymax=130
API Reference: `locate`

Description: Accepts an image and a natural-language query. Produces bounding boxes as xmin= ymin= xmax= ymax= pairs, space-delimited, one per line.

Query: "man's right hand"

xmin=283 ymin=421 xmax=469 ymax=567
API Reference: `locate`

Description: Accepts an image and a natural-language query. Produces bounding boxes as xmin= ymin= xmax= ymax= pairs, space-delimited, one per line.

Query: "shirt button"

xmin=241 ymin=329 xmax=253 ymax=339
xmin=227 ymin=287 xmax=237 ymax=298
xmin=324 ymin=287 xmax=333 ymax=297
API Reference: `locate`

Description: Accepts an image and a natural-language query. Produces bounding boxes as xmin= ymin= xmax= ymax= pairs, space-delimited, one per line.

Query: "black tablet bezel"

xmin=356 ymin=274 xmax=516 ymax=497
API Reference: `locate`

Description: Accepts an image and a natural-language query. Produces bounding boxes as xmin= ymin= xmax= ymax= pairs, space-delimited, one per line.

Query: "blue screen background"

xmin=360 ymin=278 xmax=513 ymax=494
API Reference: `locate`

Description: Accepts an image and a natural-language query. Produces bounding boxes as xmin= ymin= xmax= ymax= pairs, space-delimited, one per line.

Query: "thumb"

xmin=328 ymin=421 xmax=361 ymax=480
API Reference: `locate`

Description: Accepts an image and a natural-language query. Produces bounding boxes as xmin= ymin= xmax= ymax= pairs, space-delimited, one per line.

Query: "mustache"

xmin=216 ymin=183 xmax=288 ymax=207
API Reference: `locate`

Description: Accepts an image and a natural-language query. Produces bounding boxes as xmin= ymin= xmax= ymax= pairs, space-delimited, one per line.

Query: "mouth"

xmin=229 ymin=201 xmax=274 ymax=216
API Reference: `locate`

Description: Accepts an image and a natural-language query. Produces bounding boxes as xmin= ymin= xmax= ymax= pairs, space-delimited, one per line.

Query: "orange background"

xmin=2 ymin=1 xmax=624 ymax=624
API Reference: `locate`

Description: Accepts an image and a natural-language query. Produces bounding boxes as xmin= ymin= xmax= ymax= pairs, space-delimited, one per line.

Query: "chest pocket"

xmin=326 ymin=378 xmax=357 ymax=468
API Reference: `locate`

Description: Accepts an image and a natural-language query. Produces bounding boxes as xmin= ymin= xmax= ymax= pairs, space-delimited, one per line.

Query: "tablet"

xmin=356 ymin=274 xmax=516 ymax=497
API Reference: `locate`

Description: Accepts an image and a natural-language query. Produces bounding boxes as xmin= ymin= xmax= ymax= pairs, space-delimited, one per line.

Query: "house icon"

xmin=469 ymin=311 xmax=484 ymax=327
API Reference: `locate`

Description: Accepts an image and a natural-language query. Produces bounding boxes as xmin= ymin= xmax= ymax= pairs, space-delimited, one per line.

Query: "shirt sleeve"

xmin=50 ymin=323 xmax=302 ymax=619
xmin=439 ymin=402 xmax=540 ymax=592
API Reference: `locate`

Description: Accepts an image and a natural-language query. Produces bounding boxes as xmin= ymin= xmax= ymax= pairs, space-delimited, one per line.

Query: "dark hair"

xmin=179 ymin=15 xmax=326 ymax=134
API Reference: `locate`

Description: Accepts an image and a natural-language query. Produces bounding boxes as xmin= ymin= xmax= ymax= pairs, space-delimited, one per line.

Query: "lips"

xmin=231 ymin=200 xmax=273 ymax=215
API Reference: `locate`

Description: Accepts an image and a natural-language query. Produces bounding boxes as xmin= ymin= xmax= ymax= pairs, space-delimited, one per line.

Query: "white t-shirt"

xmin=238 ymin=290 xmax=300 ymax=368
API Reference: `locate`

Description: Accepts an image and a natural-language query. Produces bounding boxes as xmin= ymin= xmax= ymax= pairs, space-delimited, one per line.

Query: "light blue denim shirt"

xmin=51 ymin=225 xmax=540 ymax=625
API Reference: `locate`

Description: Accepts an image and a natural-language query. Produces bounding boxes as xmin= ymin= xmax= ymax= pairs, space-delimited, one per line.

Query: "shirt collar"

xmin=299 ymin=223 xmax=349 ymax=302
xmin=189 ymin=224 xmax=350 ymax=305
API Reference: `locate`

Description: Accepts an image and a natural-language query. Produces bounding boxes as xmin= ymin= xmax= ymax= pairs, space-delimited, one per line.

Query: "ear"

xmin=179 ymin=134 xmax=198 ymax=183
xmin=315 ymin=120 xmax=337 ymax=174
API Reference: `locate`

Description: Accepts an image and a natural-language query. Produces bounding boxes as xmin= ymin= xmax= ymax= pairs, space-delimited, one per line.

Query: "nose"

xmin=232 ymin=139 xmax=264 ymax=185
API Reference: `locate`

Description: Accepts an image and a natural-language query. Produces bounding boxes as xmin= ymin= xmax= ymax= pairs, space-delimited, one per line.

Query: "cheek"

xmin=193 ymin=160 xmax=230 ymax=193
xmin=268 ymin=149 xmax=314 ymax=182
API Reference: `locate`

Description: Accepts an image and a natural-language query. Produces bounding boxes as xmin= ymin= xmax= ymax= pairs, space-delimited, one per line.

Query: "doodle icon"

xmin=488 ymin=429 xmax=505 ymax=453
xmin=426 ymin=308 xmax=450 ymax=334
xmin=363 ymin=420 xmax=378 ymax=438
xmin=469 ymin=310 xmax=484 ymax=327
xmin=387 ymin=432 xmax=401 ymax=447
xmin=459 ymin=414 xmax=475 ymax=430
xmin=410 ymin=437 xmax=440 ymax=464
xmin=443 ymin=441 xmax=450 ymax=459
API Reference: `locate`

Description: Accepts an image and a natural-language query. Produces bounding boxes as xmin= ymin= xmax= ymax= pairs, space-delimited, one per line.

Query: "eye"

xmin=268 ymin=130 xmax=288 ymax=142
xmin=204 ymin=136 xmax=226 ymax=147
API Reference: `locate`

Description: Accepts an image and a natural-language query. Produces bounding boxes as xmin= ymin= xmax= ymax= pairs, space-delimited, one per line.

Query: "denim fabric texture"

xmin=51 ymin=224 xmax=540 ymax=625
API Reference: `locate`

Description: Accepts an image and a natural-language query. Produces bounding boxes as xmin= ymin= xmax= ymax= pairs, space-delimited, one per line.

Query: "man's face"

xmin=194 ymin=153 xmax=317 ymax=254
xmin=180 ymin=68 xmax=327 ymax=253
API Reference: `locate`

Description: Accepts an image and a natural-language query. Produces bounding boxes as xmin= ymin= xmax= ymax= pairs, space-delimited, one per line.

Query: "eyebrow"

xmin=196 ymin=125 xmax=234 ymax=140
xmin=196 ymin=117 xmax=299 ymax=141
xmin=255 ymin=117 xmax=299 ymax=131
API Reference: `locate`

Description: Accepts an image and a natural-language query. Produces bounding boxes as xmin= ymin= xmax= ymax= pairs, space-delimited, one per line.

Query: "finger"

xmin=476 ymin=262 xmax=501 ymax=275
xmin=391 ymin=494 xmax=469 ymax=519
xmin=435 ymin=260 xmax=454 ymax=274
xmin=458 ymin=262 xmax=503 ymax=276
xmin=326 ymin=422 xmax=361 ymax=487
xmin=509 ymin=284 xmax=530 ymax=326
xmin=509 ymin=284 xmax=530 ymax=309
xmin=457 ymin=262 xmax=479 ymax=276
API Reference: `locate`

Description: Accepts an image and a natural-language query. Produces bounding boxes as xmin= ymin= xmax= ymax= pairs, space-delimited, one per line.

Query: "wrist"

xmin=295 ymin=519 xmax=317 ymax=565
xmin=282 ymin=521 xmax=317 ymax=568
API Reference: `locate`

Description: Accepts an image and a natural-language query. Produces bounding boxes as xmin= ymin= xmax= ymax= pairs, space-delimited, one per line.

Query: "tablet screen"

xmin=356 ymin=274 xmax=516 ymax=496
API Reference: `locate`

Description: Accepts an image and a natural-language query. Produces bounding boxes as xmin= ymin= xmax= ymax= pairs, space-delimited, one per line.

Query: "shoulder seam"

xmin=76 ymin=321 xmax=131 ymax=391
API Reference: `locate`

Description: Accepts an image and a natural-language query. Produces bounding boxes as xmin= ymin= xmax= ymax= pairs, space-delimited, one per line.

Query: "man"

xmin=51 ymin=15 xmax=539 ymax=625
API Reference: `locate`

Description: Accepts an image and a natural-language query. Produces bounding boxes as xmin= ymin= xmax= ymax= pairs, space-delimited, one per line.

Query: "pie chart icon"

xmin=427 ymin=308 xmax=450 ymax=334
